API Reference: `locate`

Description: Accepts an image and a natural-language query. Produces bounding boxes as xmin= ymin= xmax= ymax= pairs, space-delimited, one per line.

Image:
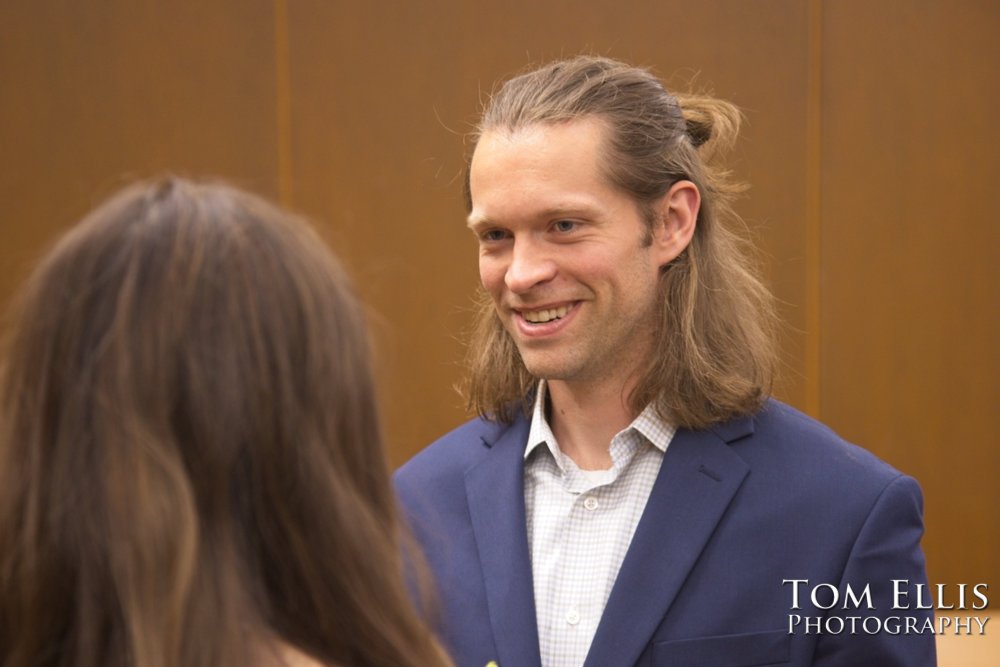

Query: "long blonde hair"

xmin=0 ymin=178 xmax=451 ymax=667
xmin=464 ymin=56 xmax=778 ymax=429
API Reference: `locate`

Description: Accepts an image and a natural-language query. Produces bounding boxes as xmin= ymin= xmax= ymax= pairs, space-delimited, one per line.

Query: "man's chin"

xmin=519 ymin=356 xmax=576 ymax=383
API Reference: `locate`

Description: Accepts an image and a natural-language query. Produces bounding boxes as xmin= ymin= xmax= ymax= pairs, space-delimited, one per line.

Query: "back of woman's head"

xmin=0 ymin=178 xmax=450 ymax=667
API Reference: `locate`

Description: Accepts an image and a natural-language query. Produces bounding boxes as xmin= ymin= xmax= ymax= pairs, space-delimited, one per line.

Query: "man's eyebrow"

xmin=466 ymin=214 xmax=490 ymax=231
xmin=467 ymin=202 xmax=601 ymax=231
xmin=541 ymin=204 xmax=597 ymax=218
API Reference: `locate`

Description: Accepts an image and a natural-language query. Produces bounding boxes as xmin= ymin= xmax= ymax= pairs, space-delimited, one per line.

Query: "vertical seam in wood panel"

xmin=805 ymin=0 xmax=823 ymax=418
xmin=274 ymin=0 xmax=293 ymax=206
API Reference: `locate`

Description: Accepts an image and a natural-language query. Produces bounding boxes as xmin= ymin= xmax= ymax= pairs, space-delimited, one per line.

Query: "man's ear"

xmin=651 ymin=180 xmax=700 ymax=267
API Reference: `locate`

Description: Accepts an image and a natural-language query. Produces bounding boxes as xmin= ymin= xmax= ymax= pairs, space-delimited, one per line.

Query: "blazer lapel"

xmin=465 ymin=415 xmax=543 ymax=667
xmin=583 ymin=422 xmax=752 ymax=667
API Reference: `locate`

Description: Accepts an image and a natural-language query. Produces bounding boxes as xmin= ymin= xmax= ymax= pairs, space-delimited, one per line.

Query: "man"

xmin=396 ymin=56 xmax=934 ymax=667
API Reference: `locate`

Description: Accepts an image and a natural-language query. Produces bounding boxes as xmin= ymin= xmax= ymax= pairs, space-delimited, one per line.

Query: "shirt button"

xmin=566 ymin=609 xmax=581 ymax=625
xmin=583 ymin=496 xmax=599 ymax=511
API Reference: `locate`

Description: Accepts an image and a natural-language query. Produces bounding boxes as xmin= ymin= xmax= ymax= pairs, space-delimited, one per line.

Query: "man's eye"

xmin=481 ymin=229 xmax=509 ymax=242
xmin=553 ymin=220 xmax=576 ymax=233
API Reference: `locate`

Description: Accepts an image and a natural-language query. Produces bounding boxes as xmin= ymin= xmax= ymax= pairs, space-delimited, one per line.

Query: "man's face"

xmin=467 ymin=119 xmax=676 ymax=391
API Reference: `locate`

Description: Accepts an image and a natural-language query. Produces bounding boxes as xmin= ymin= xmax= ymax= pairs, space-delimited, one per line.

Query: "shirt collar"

xmin=525 ymin=380 xmax=558 ymax=460
xmin=524 ymin=380 xmax=674 ymax=461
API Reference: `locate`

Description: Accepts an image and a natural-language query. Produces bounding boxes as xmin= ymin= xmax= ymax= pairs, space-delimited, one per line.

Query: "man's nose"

xmin=505 ymin=239 xmax=556 ymax=293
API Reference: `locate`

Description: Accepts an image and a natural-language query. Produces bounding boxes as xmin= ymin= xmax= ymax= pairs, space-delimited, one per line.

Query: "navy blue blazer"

xmin=395 ymin=400 xmax=935 ymax=666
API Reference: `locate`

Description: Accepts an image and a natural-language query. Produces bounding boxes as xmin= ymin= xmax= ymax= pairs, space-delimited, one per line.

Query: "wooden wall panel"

xmin=821 ymin=0 xmax=999 ymax=586
xmin=0 ymin=1 xmax=280 ymax=304
xmin=284 ymin=0 xmax=812 ymax=464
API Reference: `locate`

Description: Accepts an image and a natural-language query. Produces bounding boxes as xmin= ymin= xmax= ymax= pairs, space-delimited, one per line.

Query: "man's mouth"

xmin=521 ymin=304 xmax=571 ymax=324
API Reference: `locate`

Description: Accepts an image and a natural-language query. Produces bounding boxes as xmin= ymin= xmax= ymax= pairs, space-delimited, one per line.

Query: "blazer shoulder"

xmin=395 ymin=415 xmax=510 ymax=487
xmin=746 ymin=399 xmax=918 ymax=498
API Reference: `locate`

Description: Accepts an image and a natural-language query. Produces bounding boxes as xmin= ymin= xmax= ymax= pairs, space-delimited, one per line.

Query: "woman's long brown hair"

xmin=0 ymin=178 xmax=451 ymax=667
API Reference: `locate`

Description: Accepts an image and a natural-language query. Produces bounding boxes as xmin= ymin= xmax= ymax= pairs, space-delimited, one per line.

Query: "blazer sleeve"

xmin=812 ymin=474 xmax=936 ymax=666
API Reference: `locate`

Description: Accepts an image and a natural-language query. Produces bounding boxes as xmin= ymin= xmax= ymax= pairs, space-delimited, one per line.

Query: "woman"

xmin=0 ymin=178 xmax=451 ymax=667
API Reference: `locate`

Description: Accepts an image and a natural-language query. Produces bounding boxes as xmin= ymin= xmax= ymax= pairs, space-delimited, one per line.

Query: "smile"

xmin=522 ymin=305 xmax=570 ymax=324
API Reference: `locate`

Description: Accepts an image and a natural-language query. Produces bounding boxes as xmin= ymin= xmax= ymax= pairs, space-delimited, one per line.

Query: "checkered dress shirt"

xmin=524 ymin=381 xmax=675 ymax=667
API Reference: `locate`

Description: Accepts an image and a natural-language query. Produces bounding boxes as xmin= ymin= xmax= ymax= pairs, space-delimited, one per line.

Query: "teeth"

xmin=523 ymin=305 xmax=570 ymax=323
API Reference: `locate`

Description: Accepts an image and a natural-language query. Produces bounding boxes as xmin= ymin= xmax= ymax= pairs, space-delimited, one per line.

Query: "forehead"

xmin=468 ymin=119 xmax=622 ymax=225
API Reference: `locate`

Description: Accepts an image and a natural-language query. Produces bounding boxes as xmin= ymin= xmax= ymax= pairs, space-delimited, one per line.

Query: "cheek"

xmin=478 ymin=256 xmax=505 ymax=296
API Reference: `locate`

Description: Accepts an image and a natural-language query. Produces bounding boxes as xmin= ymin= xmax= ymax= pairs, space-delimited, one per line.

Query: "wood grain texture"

xmin=820 ymin=0 xmax=998 ymax=587
xmin=0 ymin=1 xmax=280 ymax=302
